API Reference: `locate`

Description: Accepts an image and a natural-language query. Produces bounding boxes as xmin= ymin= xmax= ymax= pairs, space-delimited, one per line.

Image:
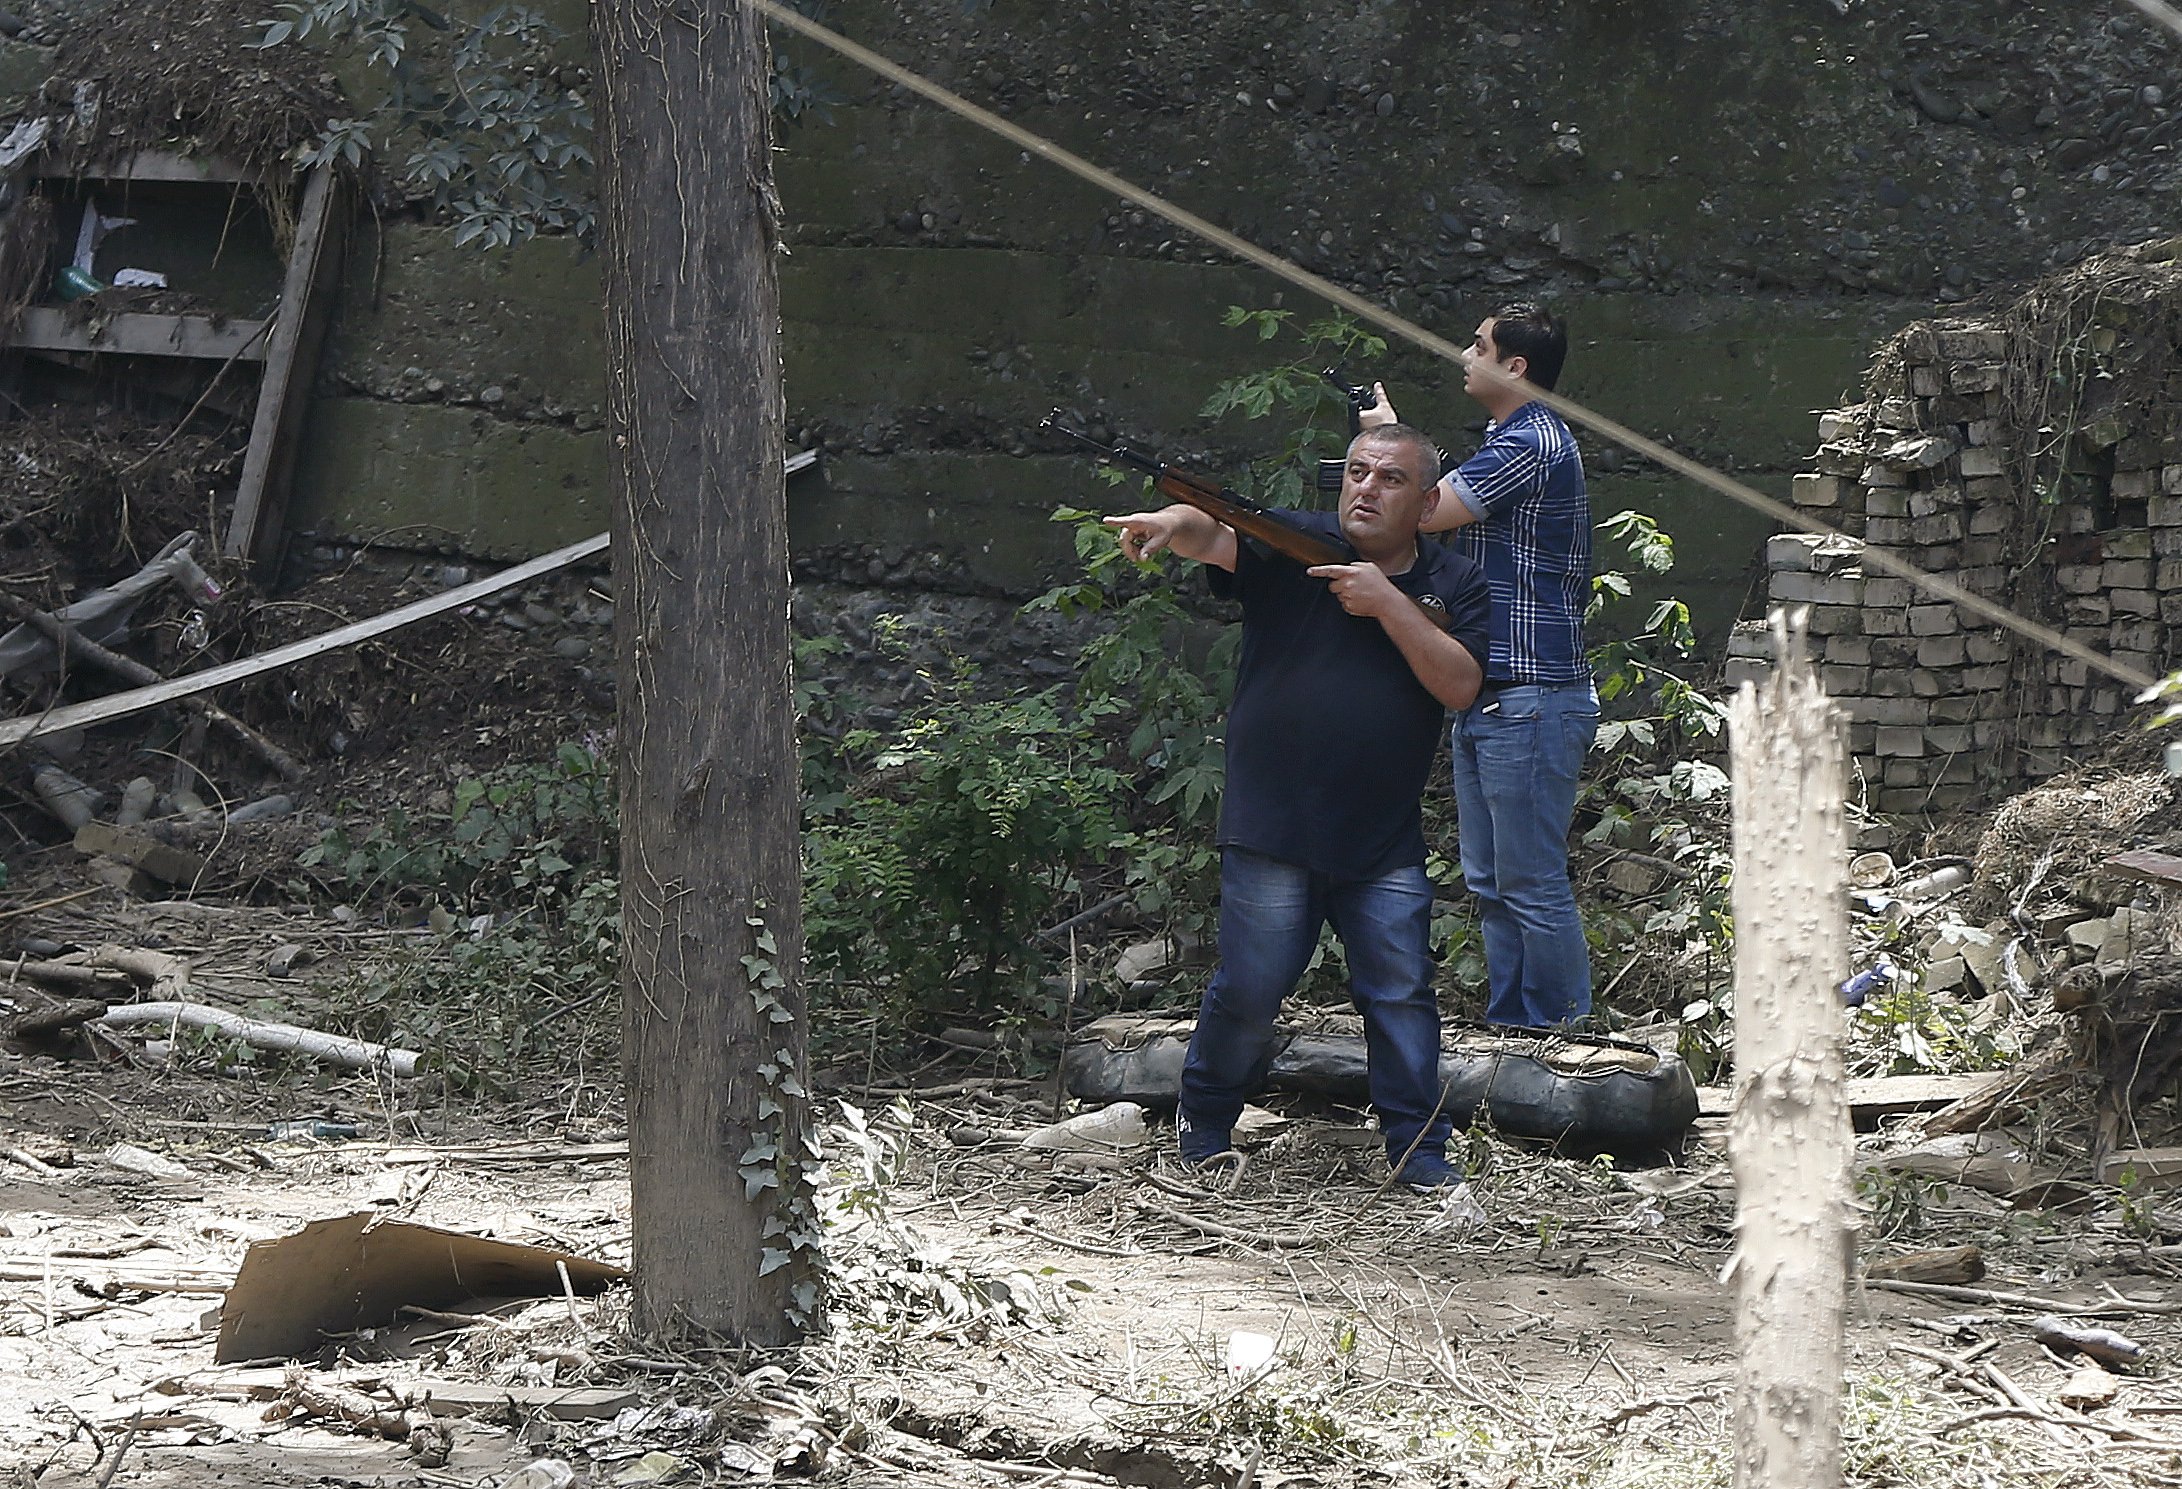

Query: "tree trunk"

xmin=593 ymin=0 xmax=817 ymax=1343
xmin=1725 ymin=615 xmax=1851 ymax=1489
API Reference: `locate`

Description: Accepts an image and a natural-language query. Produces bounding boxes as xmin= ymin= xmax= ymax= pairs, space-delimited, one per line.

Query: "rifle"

xmin=1317 ymin=366 xmax=1379 ymax=494
xmin=1041 ymin=411 xmax=1451 ymax=632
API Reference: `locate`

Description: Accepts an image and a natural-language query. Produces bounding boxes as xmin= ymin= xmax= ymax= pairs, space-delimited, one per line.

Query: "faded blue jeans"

xmin=1179 ymin=848 xmax=1451 ymax=1165
xmin=1451 ymin=680 xmax=1598 ymax=1029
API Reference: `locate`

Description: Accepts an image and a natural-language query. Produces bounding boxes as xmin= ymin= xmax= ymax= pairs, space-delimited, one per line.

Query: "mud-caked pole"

xmin=1725 ymin=611 xmax=1852 ymax=1489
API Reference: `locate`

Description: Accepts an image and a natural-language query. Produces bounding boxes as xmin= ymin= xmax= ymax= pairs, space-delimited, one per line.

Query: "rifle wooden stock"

xmin=1152 ymin=471 xmax=1452 ymax=634
xmin=1038 ymin=412 xmax=1452 ymax=633
xmin=1150 ymin=470 xmax=1348 ymax=569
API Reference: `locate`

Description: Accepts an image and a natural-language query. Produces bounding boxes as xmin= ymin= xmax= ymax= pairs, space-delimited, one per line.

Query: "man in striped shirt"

xmin=1364 ymin=302 xmax=1598 ymax=1030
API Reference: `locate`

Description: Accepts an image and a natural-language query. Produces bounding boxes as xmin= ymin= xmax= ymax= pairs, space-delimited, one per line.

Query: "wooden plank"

xmin=88 ymin=150 xmax=253 ymax=185
xmin=2103 ymin=849 xmax=2182 ymax=889
xmin=2100 ymin=1146 xmax=2182 ymax=1187
xmin=1699 ymin=1073 xmax=1988 ymax=1120
xmin=0 ymin=532 xmax=610 ymax=749
xmin=227 ymin=166 xmax=343 ymax=566
xmin=408 ymin=1382 xmax=639 ymax=1420
xmin=11 ymin=307 xmax=271 ymax=362
xmin=34 ymin=147 xmax=253 ymax=184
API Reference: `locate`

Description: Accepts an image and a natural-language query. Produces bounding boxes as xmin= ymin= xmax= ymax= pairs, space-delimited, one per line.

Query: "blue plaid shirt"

xmin=1447 ymin=401 xmax=1591 ymax=686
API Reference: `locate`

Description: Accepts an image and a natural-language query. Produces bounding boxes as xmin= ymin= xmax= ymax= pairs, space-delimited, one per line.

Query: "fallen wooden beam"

xmin=408 ymin=1382 xmax=639 ymax=1421
xmin=12 ymin=308 xmax=270 ymax=361
xmin=99 ymin=1002 xmax=422 ymax=1077
xmin=0 ymin=532 xmax=609 ymax=748
xmin=1699 ymin=1072 xmax=1990 ymax=1121
xmin=0 ymin=591 xmax=306 ymax=778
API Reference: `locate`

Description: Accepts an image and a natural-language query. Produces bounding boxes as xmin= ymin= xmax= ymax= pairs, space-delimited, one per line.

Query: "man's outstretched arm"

xmin=1105 ymin=505 xmax=1240 ymax=572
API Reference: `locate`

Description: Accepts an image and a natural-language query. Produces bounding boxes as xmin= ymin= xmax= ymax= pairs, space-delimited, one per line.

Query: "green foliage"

xmin=304 ymin=742 xmax=620 ymax=1089
xmin=768 ymin=1 xmax=844 ymax=125
xmin=801 ymin=627 xmax=1129 ymax=1036
xmin=1847 ymin=979 xmax=2011 ymax=1078
xmin=1026 ymin=507 xmax=1234 ymax=938
xmin=1197 ymin=308 xmax=1388 ymax=507
xmin=1576 ymin=508 xmax=1735 ymax=1042
xmin=261 ymin=0 xmax=596 ymax=247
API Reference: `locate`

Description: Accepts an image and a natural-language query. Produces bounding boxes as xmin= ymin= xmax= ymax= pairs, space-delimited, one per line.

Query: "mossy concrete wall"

xmin=9 ymin=0 xmax=2178 ymax=639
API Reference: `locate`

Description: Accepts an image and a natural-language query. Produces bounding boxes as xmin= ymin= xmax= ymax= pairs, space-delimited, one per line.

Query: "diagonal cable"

xmin=755 ymin=0 xmax=2157 ymax=694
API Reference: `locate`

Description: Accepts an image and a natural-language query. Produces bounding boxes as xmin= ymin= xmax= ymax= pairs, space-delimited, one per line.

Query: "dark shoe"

xmin=1176 ymin=1109 xmax=1235 ymax=1164
xmin=1393 ymin=1152 xmax=1469 ymax=1191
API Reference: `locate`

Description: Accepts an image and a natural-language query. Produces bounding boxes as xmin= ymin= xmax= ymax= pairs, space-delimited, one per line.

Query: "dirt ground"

xmin=7 ymin=903 xmax=2182 ymax=1489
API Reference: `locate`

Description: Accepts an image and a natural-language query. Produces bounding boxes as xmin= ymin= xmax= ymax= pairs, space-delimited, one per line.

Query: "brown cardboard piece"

xmin=215 ymin=1211 xmax=627 ymax=1363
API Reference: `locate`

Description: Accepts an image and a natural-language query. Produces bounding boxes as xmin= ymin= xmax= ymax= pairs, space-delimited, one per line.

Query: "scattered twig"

xmin=1864 ymin=1278 xmax=2182 ymax=1317
xmin=1133 ymin=1198 xmax=1314 ymax=1249
xmin=91 ymin=1410 xmax=139 ymax=1489
xmin=991 ymin=1215 xmax=1140 ymax=1259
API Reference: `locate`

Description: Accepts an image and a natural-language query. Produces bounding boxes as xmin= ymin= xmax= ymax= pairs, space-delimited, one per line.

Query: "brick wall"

xmin=1727 ymin=248 xmax=2182 ymax=813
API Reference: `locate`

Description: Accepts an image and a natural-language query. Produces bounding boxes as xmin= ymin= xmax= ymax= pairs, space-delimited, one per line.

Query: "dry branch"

xmin=97 ymin=1002 xmax=420 ymax=1076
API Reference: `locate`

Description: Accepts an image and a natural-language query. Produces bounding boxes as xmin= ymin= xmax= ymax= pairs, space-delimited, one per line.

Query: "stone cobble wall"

xmin=1727 ymin=245 xmax=2182 ymax=812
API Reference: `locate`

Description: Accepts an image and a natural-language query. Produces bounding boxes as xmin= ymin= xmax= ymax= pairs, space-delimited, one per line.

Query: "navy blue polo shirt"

xmin=1207 ymin=510 xmax=1491 ymax=881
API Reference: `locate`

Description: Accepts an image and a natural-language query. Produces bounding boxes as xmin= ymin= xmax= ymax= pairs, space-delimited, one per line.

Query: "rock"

xmin=1375 ymin=91 xmax=1395 ymax=117
xmin=1920 ymin=955 xmax=1967 ymax=995
xmin=1300 ymin=77 xmax=1334 ymax=113
xmin=552 ymin=636 xmax=593 ymax=660
xmin=2058 ymin=1364 xmax=2121 ymax=1410
xmin=1908 ymin=74 xmax=1963 ymax=124
xmin=1113 ymin=936 xmax=1187 ymax=984
xmin=227 ymin=794 xmax=295 ymax=826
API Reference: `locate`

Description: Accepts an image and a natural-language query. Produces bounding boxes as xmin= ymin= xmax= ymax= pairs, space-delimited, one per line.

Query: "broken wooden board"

xmin=1698 ymin=1073 xmax=1989 ymax=1122
xmin=74 ymin=822 xmax=207 ymax=886
xmin=0 ymin=532 xmax=608 ymax=748
xmin=215 ymin=1211 xmax=627 ymax=1363
xmin=2101 ymin=849 xmax=2182 ymax=890
xmin=13 ymin=308 xmax=270 ymax=361
xmin=407 ymin=1381 xmax=639 ymax=1421
xmin=2099 ymin=1146 xmax=2182 ymax=1187
xmin=227 ymin=164 xmax=346 ymax=567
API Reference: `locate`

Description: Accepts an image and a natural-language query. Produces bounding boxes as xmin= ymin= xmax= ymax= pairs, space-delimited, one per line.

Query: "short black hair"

xmin=1488 ymin=301 xmax=1568 ymax=391
xmin=1351 ymin=423 xmax=1442 ymax=491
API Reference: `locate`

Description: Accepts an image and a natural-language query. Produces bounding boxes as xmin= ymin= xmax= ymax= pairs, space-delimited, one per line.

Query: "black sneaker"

xmin=1393 ymin=1152 xmax=1469 ymax=1191
xmin=1176 ymin=1109 xmax=1235 ymax=1165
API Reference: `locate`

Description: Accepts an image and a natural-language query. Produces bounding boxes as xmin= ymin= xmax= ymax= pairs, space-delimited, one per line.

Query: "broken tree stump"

xmin=1865 ymin=1244 xmax=1986 ymax=1285
xmin=1726 ymin=615 xmax=1851 ymax=1489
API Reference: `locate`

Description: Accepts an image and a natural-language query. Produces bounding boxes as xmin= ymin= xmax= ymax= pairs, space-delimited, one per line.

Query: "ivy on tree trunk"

xmin=592 ymin=0 xmax=819 ymax=1343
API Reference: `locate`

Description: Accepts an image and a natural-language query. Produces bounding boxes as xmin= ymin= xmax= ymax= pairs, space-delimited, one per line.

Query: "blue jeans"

xmin=1179 ymin=848 xmax=1451 ymax=1164
xmin=1451 ymin=681 xmax=1598 ymax=1029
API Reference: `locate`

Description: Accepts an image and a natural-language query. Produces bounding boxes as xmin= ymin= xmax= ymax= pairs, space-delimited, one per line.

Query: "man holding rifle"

xmin=1105 ymin=424 xmax=1490 ymax=1189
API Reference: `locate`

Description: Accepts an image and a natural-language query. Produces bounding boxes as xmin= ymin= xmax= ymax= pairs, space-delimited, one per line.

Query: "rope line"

xmin=755 ymin=0 xmax=2160 ymax=694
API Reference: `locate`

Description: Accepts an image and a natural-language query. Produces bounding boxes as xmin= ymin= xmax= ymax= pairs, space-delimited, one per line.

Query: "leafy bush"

xmin=801 ymin=629 xmax=1129 ymax=1039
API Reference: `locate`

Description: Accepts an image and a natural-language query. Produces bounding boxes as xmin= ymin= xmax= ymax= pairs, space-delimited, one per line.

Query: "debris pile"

xmin=1841 ymin=767 xmax=2182 ymax=1176
xmin=1731 ymin=240 xmax=2182 ymax=813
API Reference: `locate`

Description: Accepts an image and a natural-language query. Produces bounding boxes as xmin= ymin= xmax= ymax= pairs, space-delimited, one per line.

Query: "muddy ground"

xmin=5 ymin=880 xmax=2182 ymax=1489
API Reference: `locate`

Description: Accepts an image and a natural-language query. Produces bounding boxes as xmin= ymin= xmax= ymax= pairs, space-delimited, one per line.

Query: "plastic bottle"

xmin=115 ymin=775 xmax=156 ymax=828
xmin=1020 ymin=1101 xmax=1150 ymax=1152
xmin=31 ymin=763 xmax=101 ymax=829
